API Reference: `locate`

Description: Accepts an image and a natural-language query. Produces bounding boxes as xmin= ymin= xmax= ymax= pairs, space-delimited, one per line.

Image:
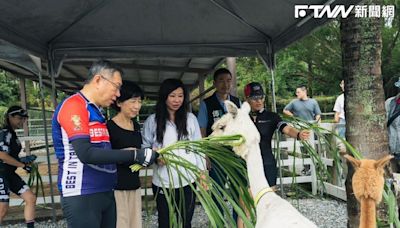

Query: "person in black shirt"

xmin=107 ymin=81 xmax=144 ymax=228
xmin=244 ymin=82 xmax=310 ymax=186
xmin=0 ymin=106 xmax=36 ymax=227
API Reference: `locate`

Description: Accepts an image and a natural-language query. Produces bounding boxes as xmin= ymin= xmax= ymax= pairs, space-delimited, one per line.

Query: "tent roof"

xmin=0 ymin=55 xmax=223 ymax=98
xmin=0 ymin=0 xmax=360 ymax=96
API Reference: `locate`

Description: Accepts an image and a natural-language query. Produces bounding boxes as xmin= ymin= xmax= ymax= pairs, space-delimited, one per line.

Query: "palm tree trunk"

xmin=340 ymin=0 xmax=389 ymax=227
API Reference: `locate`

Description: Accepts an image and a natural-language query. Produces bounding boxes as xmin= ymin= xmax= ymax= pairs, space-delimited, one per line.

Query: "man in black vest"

xmin=197 ymin=68 xmax=241 ymax=224
xmin=197 ymin=68 xmax=240 ymax=137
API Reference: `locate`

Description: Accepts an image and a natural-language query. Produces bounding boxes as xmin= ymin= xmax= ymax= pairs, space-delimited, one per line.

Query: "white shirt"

xmin=333 ymin=94 xmax=345 ymax=120
xmin=142 ymin=113 xmax=206 ymax=188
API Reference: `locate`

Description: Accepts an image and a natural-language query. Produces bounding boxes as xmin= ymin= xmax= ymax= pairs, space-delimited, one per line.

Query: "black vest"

xmin=204 ymin=93 xmax=240 ymax=136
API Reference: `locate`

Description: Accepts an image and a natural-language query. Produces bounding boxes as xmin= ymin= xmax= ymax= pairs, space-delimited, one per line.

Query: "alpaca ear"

xmin=241 ymin=102 xmax=251 ymax=114
xmin=344 ymin=154 xmax=361 ymax=168
xmin=225 ymin=100 xmax=238 ymax=118
xmin=375 ymin=155 xmax=393 ymax=169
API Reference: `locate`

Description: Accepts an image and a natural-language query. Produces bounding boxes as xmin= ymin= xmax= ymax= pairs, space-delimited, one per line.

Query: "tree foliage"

xmin=382 ymin=0 xmax=400 ymax=98
xmin=0 ymin=70 xmax=19 ymax=107
xmin=0 ymin=70 xmax=56 ymax=118
xmin=232 ymin=21 xmax=343 ymax=100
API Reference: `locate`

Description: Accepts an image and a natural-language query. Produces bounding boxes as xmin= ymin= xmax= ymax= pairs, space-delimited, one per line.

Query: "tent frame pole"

xmin=37 ymin=58 xmax=56 ymax=222
xmin=259 ymin=53 xmax=284 ymax=197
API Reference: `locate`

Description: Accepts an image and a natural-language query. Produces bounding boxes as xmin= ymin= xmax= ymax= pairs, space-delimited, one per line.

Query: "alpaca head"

xmin=210 ymin=101 xmax=260 ymax=160
xmin=344 ymin=154 xmax=393 ymax=203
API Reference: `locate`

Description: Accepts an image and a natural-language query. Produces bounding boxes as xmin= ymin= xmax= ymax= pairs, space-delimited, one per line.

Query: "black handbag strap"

xmin=388 ymin=100 xmax=400 ymax=127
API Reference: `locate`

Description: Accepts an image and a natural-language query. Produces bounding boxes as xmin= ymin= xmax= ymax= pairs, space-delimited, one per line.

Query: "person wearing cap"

xmin=333 ymin=80 xmax=346 ymax=138
xmin=283 ymin=85 xmax=322 ymax=122
xmin=106 ymin=81 xmax=144 ymax=228
xmin=244 ymin=82 xmax=310 ymax=186
xmin=52 ymin=60 xmax=158 ymax=228
xmin=0 ymin=106 xmax=36 ymax=227
xmin=385 ymin=77 xmax=400 ymax=159
xmin=197 ymin=68 xmax=241 ymax=224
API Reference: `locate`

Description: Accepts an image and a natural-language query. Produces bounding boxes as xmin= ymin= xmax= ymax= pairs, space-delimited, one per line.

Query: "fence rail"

xmin=11 ymin=122 xmax=347 ymax=206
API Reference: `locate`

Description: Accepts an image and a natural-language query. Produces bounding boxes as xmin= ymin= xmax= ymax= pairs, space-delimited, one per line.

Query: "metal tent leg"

xmin=37 ymin=62 xmax=56 ymax=222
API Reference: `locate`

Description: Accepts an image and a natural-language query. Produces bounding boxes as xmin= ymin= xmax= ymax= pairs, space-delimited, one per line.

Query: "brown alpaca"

xmin=344 ymin=154 xmax=393 ymax=228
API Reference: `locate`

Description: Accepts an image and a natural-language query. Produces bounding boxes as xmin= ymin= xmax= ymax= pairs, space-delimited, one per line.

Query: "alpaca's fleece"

xmin=211 ymin=101 xmax=260 ymax=159
xmin=345 ymin=155 xmax=392 ymax=204
xmin=211 ymin=101 xmax=317 ymax=228
xmin=352 ymin=160 xmax=384 ymax=203
xmin=345 ymin=155 xmax=392 ymax=228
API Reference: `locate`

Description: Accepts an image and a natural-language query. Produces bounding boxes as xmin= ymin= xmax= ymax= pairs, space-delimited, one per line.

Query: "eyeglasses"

xmin=100 ymin=75 xmax=122 ymax=91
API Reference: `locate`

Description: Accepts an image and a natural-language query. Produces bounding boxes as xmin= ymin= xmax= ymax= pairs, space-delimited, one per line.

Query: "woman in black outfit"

xmin=107 ymin=82 xmax=144 ymax=228
xmin=0 ymin=106 xmax=36 ymax=227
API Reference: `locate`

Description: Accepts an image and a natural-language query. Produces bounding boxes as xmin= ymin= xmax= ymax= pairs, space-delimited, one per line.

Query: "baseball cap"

xmin=244 ymin=82 xmax=265 ymax=99
xmin=7 ymin=106 xmax=29 ymax=118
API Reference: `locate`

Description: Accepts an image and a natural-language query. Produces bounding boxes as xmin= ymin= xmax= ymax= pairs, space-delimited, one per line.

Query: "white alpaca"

xmin=211 ymin=101 xmax=317 ymax=228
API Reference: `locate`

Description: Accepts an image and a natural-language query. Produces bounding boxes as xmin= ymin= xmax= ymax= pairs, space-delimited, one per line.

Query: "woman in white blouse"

xmin=142 ymin=78 xmax=205 ymax=228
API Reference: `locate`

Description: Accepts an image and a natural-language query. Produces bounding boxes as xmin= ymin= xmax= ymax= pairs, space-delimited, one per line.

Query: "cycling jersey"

xmin=0 ymin=127 xmax=29 ymax=201
xmin=0 ymin=127 xmax=22 ymax=172
xmin=52 ymin=92 xmax=116 ymax=197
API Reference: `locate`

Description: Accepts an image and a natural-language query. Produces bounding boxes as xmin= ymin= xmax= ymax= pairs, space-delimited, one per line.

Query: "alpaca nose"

xmin=209 ymin=131 xmax=220 ymax=137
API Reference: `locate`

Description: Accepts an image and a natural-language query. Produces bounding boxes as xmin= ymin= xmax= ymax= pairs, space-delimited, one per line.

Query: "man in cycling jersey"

xmin=52 ymin=60 xmax=158 ymax=228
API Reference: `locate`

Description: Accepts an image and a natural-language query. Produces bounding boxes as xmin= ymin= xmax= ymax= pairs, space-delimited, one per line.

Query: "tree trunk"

xmin=307 ymin=61 xmax=313 ymax=97
xmin=340 ymin=0 xmax=389 ymax=227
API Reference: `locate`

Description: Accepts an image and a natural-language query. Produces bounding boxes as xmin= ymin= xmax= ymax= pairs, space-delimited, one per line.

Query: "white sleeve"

xmin=141 ymin=115 xmax=156 ymax=148
xmin=333 ymin=96 xmax=341 ymax=112
xmin=189 ymin=113 xmax=206 ymax=171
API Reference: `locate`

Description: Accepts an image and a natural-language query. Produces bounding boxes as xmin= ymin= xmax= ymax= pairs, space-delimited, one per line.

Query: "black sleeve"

xmin=274 ymin=113 xmax=288 ymax=133
xmin=71 ymin=138 xmax=135 ymax=164
xmin=133 ymin=120 xmax=143 ymax=147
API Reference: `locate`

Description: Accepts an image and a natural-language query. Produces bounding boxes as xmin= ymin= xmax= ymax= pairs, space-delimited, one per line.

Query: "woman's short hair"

xmin=111 ymin=81 xmax=144 ymax=112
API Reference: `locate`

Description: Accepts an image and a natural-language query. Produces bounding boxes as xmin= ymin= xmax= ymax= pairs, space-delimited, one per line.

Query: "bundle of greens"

xmin=26 ymin=163 xmax=45 ymax=204
xmin=131 ymin=134 xmax=256 ymax=227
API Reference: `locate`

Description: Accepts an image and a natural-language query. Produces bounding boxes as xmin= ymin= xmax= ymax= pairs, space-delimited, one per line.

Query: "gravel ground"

xmin=4 ymin=198 xmax=347 ymax=228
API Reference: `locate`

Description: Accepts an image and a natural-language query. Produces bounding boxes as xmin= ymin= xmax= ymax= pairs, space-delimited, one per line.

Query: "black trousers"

xmin=209 ymin=161 xmax=241 ymax=223
xmin=61 ymin=191 xmax=116 ymax=228
xmin=263 ymin=163 xmax=278 ymax=186
xmin=152 ymin=184 xmax=196 ymax=228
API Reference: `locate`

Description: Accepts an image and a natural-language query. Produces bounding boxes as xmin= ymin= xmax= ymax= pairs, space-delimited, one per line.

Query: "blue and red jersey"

xmin=52 ymin=92 xmax=116 ymax=197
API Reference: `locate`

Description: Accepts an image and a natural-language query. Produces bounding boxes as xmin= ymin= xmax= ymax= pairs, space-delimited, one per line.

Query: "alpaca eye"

xmin=219 ymin=125 xmax=225 ymax=130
